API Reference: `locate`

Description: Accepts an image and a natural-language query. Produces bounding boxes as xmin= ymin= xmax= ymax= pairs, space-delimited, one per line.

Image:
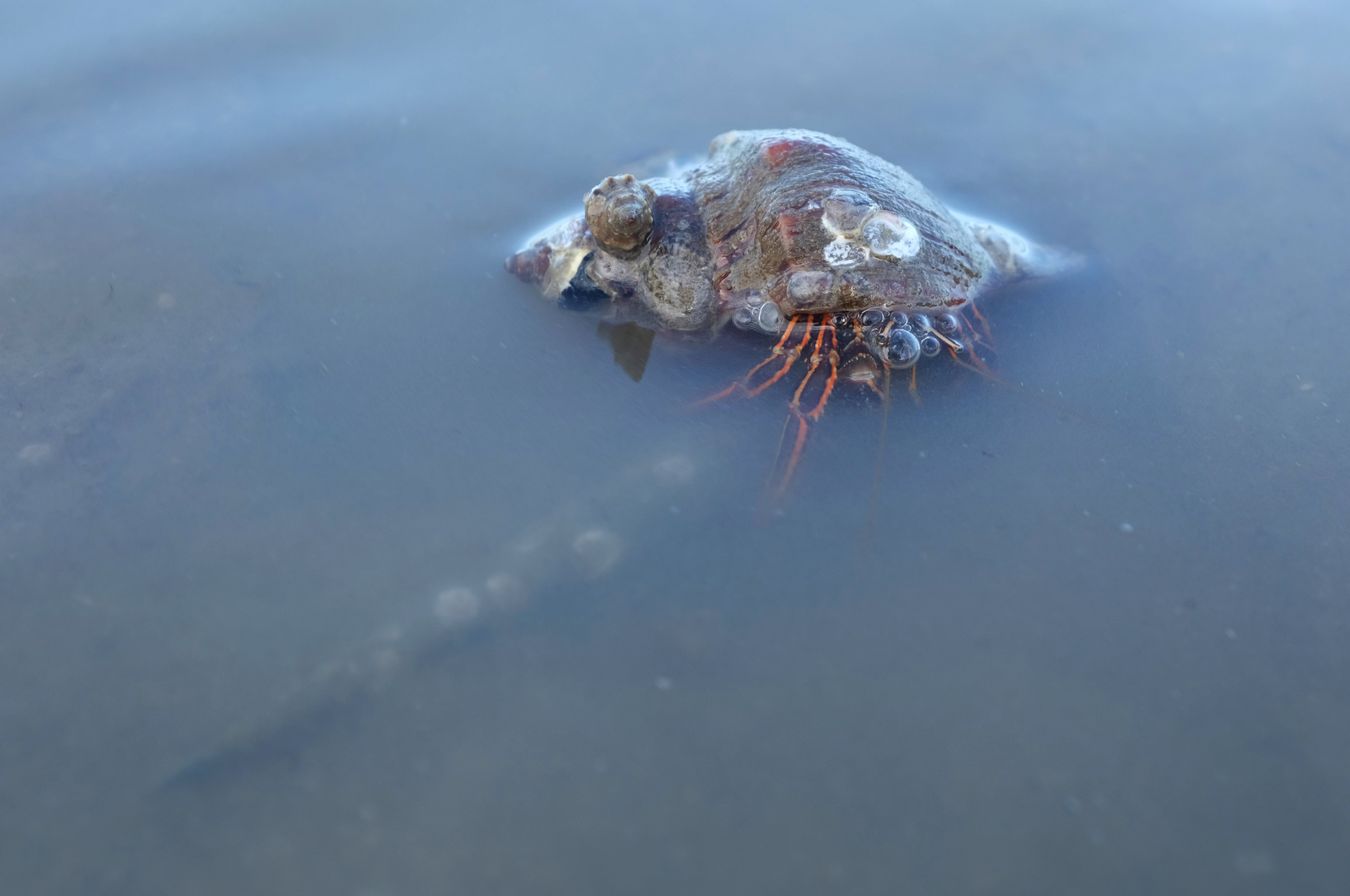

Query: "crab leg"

xmin=695 ymin=314 xmax=805 ymax=405
xmin=745 ymin=314 xmax=816 ymax=397
xmin=775 ymin=318 xmax=840 ymax=494
xmin=932 ymin=326 xmax=1000 ymax=380
xmin=743 ymin=314 xmax=803 ymax=380
xmin=931 ymin=329 xmax=960 ymax=352
xmin=969 ymin=302 xmax=997 ymax=349
xmin=951 ymin=346 xmax=998 ymax=380
xmin=788 ymin=315 xmax=830 ymax=409
xmin=775 ymin=414 xmax=813 ymax=497
xmin=807 ymin=322 xmax=839 ymax=421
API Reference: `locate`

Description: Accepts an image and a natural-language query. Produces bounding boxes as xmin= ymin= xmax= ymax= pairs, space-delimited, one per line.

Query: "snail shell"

xmin=584 ymin=174 xmax=656 ymax=254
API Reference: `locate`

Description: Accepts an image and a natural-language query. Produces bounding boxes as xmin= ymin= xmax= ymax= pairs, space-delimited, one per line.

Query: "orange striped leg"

xmin=970 ymin=302 xmax=997 ymax=348
xmin=776 ymin=414 xmax=812 ymax=497
xmin=936 ymin=323 xmax=998 ymax=380
xmin=746 ymin=314 xmax=816 ymax=397
xmin=959 ymin=310 xmax=981 ymax=346
xmin=788 ymin=316 xmax=830 ymax=410
xmin=950 ymin=344 xmax=997 ymax=380
xmin=695 ymin=315 xmax=803 ymax=405
xmin=777 ymin=320 xmax=837 ymax=494
xmin=807 ymin=325 xmax=840 ymax=421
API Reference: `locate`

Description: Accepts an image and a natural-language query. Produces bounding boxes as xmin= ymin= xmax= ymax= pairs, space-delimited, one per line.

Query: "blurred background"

xmin=2 ymin=0 xmax=1348 ymax=892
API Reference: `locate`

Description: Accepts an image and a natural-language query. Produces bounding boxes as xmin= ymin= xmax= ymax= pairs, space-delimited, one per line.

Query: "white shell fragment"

xmin=823 ymin=237 xmax=868 ymax=268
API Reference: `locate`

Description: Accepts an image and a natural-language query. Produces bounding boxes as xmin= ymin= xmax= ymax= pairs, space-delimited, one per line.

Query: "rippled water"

xmin=3 ymin=1 xmax=1349 ymax=892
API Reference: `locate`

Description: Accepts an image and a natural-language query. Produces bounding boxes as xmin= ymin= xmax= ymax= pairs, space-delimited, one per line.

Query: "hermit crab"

xmin=506 ymin=129 xmax=1066 ymax=487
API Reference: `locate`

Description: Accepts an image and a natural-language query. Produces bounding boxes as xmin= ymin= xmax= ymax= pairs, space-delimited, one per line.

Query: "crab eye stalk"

xmin=584 ymin=174 xmax=655 ymax=254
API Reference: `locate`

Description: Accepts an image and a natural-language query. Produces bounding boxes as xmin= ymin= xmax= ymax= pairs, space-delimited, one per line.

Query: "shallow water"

xmin=3 ymin=0 xmax=1349 ymax=892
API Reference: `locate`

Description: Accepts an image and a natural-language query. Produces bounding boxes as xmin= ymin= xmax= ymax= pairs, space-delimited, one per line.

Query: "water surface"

xmin=3 ymin=1 xmax=1349 ymax=893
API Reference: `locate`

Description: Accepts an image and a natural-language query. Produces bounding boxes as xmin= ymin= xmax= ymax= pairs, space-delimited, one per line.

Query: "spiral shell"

xmin=584 ymin=174 xmax=655 ymax=254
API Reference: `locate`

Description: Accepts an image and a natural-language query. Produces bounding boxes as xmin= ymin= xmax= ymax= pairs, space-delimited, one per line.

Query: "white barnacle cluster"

xmin=823 ymin=238 xmax=867 ymax=268
xmin=819 ymin=189 xmax=922 ymax=269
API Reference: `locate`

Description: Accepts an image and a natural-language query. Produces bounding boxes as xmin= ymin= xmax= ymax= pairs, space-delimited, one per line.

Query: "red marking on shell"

xmin=718 ymin=219 xmax=747 ymax=244
xmin=764 ymin=140 xmax=798 ymax=167
xmin=713 ymin=269 xmax=733 ymax=297
xmin=776 ymin=211 xmax=804 ymax=250
xmin=714 ymin=236 xmax=750 ymax=272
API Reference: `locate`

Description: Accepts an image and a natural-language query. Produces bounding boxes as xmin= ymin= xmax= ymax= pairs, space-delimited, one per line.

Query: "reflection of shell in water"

xmin=434 ymin=586 xmax=482 ymax=628
xmin=18 ymin=443 xmax=55 ymax=466
xmin=572 ymin=528 xmax=624 ymax=579
xmin=484 ymin=572 xmax=527 ymax=613
xmin=652 ymin=454 xmax=696 ymax=486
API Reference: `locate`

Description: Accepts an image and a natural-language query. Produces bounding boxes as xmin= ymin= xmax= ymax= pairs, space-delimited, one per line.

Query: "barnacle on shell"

xmin=584 ymin=174 xmax=656 ymax=254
